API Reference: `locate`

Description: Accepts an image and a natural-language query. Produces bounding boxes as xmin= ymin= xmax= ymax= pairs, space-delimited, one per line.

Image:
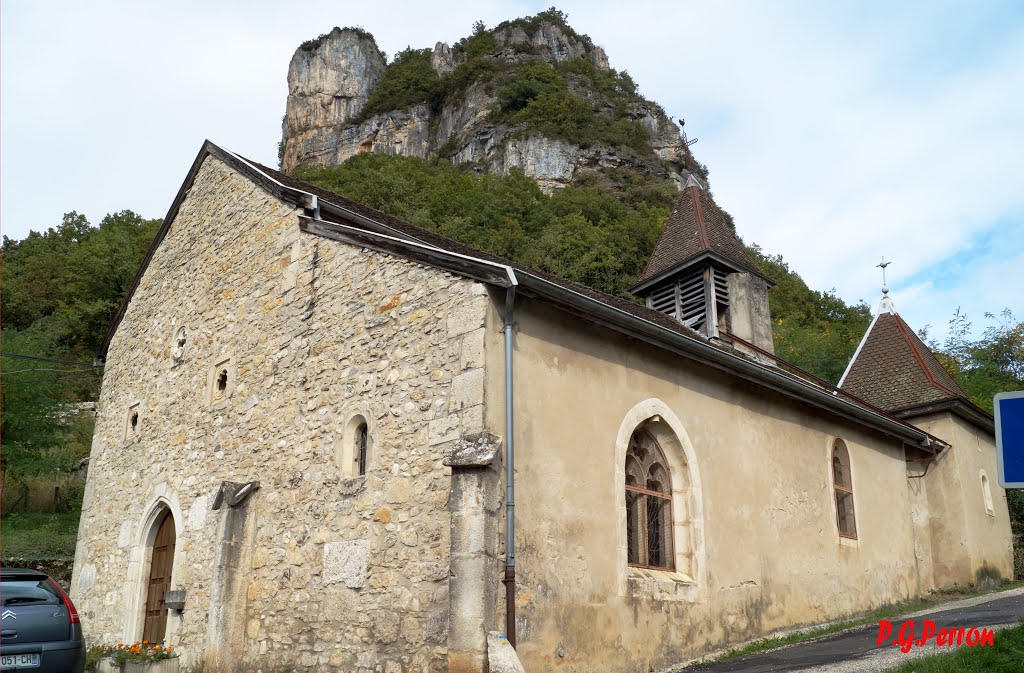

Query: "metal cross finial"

xmin=877 ymin=257 xmax=891 ymax=295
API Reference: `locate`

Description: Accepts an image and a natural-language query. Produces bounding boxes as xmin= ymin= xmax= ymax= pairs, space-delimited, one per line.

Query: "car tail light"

xmin=48 ymin=579 xmax=80 ymax=624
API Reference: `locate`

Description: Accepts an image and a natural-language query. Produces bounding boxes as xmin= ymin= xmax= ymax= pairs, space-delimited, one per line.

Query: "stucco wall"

xmin=910 ymin=411 xmax=1013 ymax=586
xmin=488 ymin=299 xmax=923 ymax=673
xmin=71 ymin=156 xmax=490 ymax=672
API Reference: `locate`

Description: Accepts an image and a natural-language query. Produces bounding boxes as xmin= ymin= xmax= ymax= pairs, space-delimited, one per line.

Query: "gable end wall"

xmin=71 ymin=156 xmax=491 ymax=671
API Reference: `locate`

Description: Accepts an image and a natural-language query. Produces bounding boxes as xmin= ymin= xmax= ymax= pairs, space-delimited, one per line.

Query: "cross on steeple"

xmin=876 ymin=257 xmax=896 ymax=314
xmin=877 ymin=257 xmax=891 ymax=295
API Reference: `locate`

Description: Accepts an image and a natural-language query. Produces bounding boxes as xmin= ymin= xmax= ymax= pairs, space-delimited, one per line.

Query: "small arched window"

xmin=832 ymin=439 xmax=857 ymax=539
xmin=625 ymin=429 xmax=674 ymax=570
xmin=356 ymin=422 xmax=368 ymax=476
xmin=981 ymin=471 xmax=994 ymax=516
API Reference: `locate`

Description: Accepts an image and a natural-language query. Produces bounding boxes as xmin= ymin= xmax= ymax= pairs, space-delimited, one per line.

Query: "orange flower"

xmin=143 ymin=640 xmax=150 ymax=645
xmin=117 ymin=643 xmax=124 ymax=648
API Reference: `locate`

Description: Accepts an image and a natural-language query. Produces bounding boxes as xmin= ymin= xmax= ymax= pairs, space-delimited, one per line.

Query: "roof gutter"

xmin=515 ymin=270 xmax=938 ymax=450
xmin=298 ymin=214 xmax=936 ymax=451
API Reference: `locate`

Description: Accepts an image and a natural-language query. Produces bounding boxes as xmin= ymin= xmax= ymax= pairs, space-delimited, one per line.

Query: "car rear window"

xmin=1 ymin=579 xmax=61 ymax=606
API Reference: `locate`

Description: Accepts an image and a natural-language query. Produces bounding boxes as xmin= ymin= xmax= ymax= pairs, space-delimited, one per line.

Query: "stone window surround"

xmin=980 ymin=469 xmax=995 ymax=516
xmin=337 ymin=413 xmax=373 ymax=479
xmin=829 ymin=437 xmax=860 ymax=547
xmin=207 ymin=355 xmax=236 ymax=408
xmin=124 ymin=401 xmax=141 ymax=442
xmin=614 ymin=398 xmax=705 ymax=603
xmin=170 ymin=325 xmax=188 ymax=364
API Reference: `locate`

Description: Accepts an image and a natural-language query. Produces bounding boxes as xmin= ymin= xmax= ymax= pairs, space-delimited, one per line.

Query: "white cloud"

xmin=3 ymin=0 xmax=1022 ymax=341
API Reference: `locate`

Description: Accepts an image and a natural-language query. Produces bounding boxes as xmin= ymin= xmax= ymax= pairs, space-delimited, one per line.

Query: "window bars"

xmin=625 ymin=429 xmax=675 ymax=570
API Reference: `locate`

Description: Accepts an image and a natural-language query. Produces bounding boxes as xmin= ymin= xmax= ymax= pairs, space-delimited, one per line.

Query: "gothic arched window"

xmin=625 ymin=429 xmax=674 ymax=570
xmin=832 ymin=439 xmax=857 ymax=538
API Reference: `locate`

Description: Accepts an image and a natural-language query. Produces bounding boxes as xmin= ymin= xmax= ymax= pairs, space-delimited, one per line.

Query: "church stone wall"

xmin=492 ymin=299 xmax=924 ymax=673
xmin=71 ymin=156 xmax=490 ymax=672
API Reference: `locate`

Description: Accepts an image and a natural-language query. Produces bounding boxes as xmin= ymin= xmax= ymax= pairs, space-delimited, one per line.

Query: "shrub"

xmin=497 ymin=62 xmax=564 ymax=113
xmin=454 ymin=21 xmax=498 ymax=60
xmin=357 ymin=48 xmax=442 ymax=120
xmin=298 ymin=26 xmax=378 ymax=53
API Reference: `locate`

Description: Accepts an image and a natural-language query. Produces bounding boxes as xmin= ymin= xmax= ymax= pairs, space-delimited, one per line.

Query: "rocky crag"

xmin=280 ymin=11 xmax=693 ymax=191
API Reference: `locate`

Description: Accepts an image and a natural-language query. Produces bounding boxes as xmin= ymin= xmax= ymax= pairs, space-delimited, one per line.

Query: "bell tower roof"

xmin=630 ymin=174 xmax=769 ymax=294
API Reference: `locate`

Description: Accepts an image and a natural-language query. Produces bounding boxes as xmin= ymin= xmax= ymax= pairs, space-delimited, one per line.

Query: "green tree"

xmin=58 ymin=210 xmax=160 ymax=355
xmin=924 ymin=309 xmax=1024 ymax=530
xmin=1 ymin=212 xmax=90 ymax=330
xmin=923 ymin=309 xmax=1024 ymax=414
xmin=746 ymin=244 xmax=871 ymax=383
xmin=0 ymin=327 xmax=97 ymax=489
xmin=1 ymin=210 xmax=156 ymax=496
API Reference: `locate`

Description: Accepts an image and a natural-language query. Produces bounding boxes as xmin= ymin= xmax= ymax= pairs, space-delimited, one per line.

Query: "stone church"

xmin=71 ymin=141 xmax=1013 ymax=673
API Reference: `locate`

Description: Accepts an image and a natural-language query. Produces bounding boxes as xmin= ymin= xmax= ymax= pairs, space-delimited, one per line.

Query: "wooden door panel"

xmin=142 ymin=513 xmax=176 ymax=643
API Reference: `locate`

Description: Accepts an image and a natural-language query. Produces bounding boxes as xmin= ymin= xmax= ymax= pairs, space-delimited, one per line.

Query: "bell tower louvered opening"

xmin=629 ymin=171 xmax=775 ymax=352
xmin=643 ymin=264 xmax=731 ymax=336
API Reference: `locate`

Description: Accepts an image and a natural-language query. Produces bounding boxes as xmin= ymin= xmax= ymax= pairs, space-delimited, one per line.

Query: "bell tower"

xmin=630 ymin=173 xmax=775 ymax=353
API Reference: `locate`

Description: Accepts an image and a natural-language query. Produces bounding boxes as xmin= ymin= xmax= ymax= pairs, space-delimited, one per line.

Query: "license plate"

xmin=1 ymin=654 xmax=40 ymax=668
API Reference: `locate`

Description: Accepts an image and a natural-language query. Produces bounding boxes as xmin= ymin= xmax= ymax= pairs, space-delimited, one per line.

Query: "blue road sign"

xmin=995 ymin=391 xmax=1024 ymax=488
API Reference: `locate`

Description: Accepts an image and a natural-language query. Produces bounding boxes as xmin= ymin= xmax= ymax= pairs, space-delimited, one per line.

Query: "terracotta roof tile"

xmin=634 ymin=182 xmax=762 ymax=286
xmin=841 ymin=312 xmax=966 ymax=412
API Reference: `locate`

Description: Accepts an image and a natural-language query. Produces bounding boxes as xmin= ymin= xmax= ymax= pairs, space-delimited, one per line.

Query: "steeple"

xmin=630 ymin=173 xmax=775 ymax=352
xmin=839 ymin=283 xmax=968 ymax=414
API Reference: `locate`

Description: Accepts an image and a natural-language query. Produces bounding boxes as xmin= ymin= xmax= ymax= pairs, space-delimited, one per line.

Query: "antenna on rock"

xmin=678 ymin=118 xmax=698 ymax=147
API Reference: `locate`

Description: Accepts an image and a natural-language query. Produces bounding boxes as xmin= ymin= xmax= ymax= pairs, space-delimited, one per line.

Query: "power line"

xmin=3 ymin=367 xmax=100 ymax=375
xmin=0 ymin=371 xmax=103 ymax=386
xmin=0 ymin=352 xmax=102 ymax=368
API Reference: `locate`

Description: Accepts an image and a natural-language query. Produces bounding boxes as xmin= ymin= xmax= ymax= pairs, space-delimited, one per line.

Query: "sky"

xmin=3 ymin=0 xmax=1023 ymax=341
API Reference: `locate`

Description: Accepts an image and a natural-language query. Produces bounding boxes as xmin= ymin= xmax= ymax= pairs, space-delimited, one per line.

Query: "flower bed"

xmin=87 ymin=642 xmax=179 ymax=673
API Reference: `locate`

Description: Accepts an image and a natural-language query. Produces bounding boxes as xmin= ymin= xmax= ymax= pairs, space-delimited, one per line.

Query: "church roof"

xmin=97 ymin=141 xmax=946 ymax=452
xmin=839 ymin=298 xmax=988 ymax=426
xmin=630 ymin=175 xmax=767 ymax=292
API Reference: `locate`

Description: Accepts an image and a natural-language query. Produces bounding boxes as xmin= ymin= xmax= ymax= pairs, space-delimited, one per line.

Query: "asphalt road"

xmin=677 ymin=589 xmax=1024 ymax=673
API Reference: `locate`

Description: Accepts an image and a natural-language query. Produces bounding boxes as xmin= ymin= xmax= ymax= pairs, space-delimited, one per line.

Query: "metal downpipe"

xmin=502 ymin=285 xmax=517 ymax=648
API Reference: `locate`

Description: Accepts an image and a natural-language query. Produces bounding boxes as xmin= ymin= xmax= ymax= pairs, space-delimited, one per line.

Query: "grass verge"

xmin=1 ymin=510 xmax=81 ymax=559
xmin=882 ymin=622 xmax=1024 ymax=672
xmin=712 ymin=580 xmax=1024 ymax=663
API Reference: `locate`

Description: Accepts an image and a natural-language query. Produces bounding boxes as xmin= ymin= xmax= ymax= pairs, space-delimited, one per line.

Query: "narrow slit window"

xmin=981 ymin=471 xmax=994 ymax=515
xmin=357 ymin=423 xmax=368 ymax=476
xmin=833 ymin=439 xmax=857 ymax=539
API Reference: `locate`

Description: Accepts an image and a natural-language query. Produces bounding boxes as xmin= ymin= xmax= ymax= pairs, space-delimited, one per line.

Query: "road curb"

xmin=664 ymin=584 xmax=1024 ymax=672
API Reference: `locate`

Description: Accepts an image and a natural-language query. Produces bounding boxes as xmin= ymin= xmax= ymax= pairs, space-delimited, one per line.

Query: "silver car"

xmin=1 ymin=568 xmax=85 ymax=673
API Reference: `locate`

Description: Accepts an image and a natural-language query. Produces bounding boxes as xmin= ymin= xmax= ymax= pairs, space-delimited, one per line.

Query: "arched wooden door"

xmin=143 ymin=511 xmax=176 ymax=643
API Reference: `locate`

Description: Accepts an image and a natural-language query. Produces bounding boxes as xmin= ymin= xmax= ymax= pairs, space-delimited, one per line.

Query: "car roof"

xmin=0 ymin=568 xmax=50 ymax=579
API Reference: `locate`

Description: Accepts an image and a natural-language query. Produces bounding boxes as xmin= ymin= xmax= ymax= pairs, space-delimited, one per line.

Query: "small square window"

xmin=124 ymin=402 xmax=141 ymax=441
xmin=208 ymin=357 xmax=236 ymax=406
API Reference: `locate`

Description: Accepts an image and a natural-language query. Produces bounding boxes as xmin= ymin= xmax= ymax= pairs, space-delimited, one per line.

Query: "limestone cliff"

xmin=280 ymin=13 xmax=694 ymax=191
